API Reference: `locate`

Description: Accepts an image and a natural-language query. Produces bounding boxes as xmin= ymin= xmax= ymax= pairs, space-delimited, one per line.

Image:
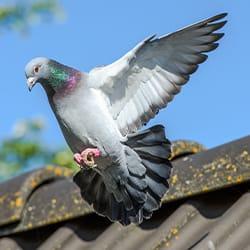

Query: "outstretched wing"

xmin=88 ymin=13 xmax=227 ymax=136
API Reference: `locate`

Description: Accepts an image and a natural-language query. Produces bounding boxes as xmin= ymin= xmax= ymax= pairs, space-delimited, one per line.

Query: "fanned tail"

xmin=125 ymin=125 xmax=172 ymax=219
xmin=74 ymin=125 xmax=172 ymax=225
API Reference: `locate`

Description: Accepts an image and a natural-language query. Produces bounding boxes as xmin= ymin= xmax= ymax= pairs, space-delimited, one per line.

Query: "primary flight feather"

xmin=25 ymin=13 xmax=227 ymax=225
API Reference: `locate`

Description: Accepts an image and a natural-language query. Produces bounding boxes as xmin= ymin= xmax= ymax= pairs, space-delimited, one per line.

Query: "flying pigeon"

xmin=25 ymin=13 xmax=227 ymax=225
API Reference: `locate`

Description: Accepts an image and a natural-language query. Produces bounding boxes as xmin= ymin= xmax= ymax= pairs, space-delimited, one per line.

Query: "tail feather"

xmin=94 ymin=182 xmax=107 ymax=213
xmin=125 ymin=148 xmax=146 ymax=177
xmin=127 ymin=175 xmax=147 ymax=191
xmin=126 ymin=183 xmax=147 ymax=204
xmin=74 ymin=125 xmax=172 ymax=225
xmin=142 ymin=158 xmax=171 ymax=179
xmin=143 ymin=191 xmax=160 ymax=216
xmin=126 ymin=125 xmax=172 ymax=219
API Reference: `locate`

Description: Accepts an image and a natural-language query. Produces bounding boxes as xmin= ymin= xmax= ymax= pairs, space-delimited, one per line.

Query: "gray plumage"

xmin=25 ymin=13 xmax=227 ymax=225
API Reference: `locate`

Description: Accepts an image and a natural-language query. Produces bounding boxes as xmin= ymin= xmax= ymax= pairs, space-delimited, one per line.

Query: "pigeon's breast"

xmin=56 ymin=110 xmax=92 ymax=153
xmin=52 ymin=87 xmax=122 ymax=154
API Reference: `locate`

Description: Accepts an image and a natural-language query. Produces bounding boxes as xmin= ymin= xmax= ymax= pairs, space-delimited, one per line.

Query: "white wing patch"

xmin=88 ymin=13 xmax=227 ymax=136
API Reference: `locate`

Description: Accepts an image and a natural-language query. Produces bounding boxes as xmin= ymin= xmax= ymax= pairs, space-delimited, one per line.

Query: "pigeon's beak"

xmin=27 ymin=77 xmax=37 ymax=91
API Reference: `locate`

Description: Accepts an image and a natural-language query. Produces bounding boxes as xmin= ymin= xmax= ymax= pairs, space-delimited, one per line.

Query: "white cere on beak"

xmin=27 ymin=77 xmax=37 ymax=91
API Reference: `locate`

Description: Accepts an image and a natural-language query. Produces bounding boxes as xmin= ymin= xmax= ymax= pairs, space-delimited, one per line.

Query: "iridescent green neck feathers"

xmin=47 ymin=60 xmax=81 ymax=92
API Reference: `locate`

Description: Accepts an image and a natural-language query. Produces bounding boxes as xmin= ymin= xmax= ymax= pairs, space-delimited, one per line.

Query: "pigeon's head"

xmin=25 ymin=57 xmax=51 ymax=91
xmin=25 ymin=57 xmax=81 ymax=93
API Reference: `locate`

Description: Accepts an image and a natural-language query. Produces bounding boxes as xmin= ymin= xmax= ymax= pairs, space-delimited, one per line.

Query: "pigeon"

xmin=25 ymin=13 xmax=227 ymax=225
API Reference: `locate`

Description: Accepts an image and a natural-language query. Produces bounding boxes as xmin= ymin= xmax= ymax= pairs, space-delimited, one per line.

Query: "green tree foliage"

xmin=0 ymin=0 xmax=63 ymax=34
xmin=0 ymin=118 xmax=78 ymax=182
xmin=0 ymin=0 xmax=72 ymax=181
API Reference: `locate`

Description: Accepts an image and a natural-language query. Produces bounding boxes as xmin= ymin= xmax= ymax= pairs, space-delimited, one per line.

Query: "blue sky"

xmin=1 ymin=0 xmax=249 ymax=149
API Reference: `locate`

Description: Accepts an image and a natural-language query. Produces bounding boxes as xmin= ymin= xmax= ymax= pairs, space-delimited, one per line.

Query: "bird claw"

xmin=73 ymin=148 xmax=101 ymax=169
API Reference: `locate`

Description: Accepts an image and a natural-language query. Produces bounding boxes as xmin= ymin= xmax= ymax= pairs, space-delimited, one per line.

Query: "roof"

xmin=0 ymin=136 xmax=249 ymax=250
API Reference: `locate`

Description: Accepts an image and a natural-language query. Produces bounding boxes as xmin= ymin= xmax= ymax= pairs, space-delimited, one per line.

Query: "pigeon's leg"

xmin=81 ymin=148 xmax=101 ymax=167
xmin=73 ymin=153 xmax=83 ymax=166
xmin=79 ymin=148 xmax=101 ymax=168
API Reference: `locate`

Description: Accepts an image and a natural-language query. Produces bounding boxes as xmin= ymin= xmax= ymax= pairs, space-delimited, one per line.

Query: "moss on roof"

xmin=0 ymin=136 xmax=249 ymax=236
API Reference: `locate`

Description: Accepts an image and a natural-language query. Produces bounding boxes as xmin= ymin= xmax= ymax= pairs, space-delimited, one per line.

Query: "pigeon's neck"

xmin=47 ymin=60 xmax=82 ymax=95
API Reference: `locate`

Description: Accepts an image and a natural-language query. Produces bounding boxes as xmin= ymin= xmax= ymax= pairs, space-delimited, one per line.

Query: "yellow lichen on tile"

xmin=0 ymin=195 xmax=6 ymax=204
xmin=27 ymin=206 xmax=33 ymax=212
xmin=73 ymin=198 xmax=80 ymax=204
xmin=51 ymin=199 xmax=57 ymax=204
xmin=240 ymin=150 xmax=249 ymax=158
xmin=30 ymin=178 xmax=37 ymax=188
xmin=171 ymin=175 xmax=178 ymax=185
xmin=10 ymin=215 xmax=19 ymax=221
xmin=211 ymin=165 xmax=216 ymax=170
xmin=27 ymin=223 xmax=33 ymax=229
xmin=46 ymin=165 xmax=54 ymax=171
xmin=10 ymin=200 xmax=15 ymax=208
xmin=236 ymin=175 xmax=243 ymax=183
xmin=54 ymin=167 xmax=63 ymax=176
xmin=15 ymin=197 xmax=23 ymax=207
xmin=171 ymin=228 xmax=178 ymax=235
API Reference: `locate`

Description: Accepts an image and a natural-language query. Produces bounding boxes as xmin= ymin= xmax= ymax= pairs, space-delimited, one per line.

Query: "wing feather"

xmin=88 ymin=13 xmax=227 ymax=135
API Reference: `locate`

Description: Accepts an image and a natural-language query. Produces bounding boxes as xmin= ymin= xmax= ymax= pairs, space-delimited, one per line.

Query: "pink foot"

xmin=73 ymin=153 xmax=83 ymax=165
xmin=74 ymin=148 xmax=101 ymax=168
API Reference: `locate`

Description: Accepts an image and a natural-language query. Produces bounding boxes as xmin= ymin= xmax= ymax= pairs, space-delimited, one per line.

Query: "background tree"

xmin=0 ymin=0 xmax=78 ymax=181
xmin=0 ymin=0 xmax=63 ymax=34
xmin=0 ymin=118 xmax=78 ymax=182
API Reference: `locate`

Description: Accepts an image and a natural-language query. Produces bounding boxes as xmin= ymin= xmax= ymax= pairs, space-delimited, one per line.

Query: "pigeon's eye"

xmin=34 ymin=66 xmax=40 ymax=73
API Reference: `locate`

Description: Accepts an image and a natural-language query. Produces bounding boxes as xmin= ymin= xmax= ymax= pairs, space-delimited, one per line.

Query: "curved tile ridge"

xmin=0 ymin=165 xmax=73 ymax=227
xmin=170 ymin=140 xmax=206 ymax=160
xmin=164 ymin=136 xmax=250 ymax=203
xmin=0 ymin=136 xmax=249 ymax=236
